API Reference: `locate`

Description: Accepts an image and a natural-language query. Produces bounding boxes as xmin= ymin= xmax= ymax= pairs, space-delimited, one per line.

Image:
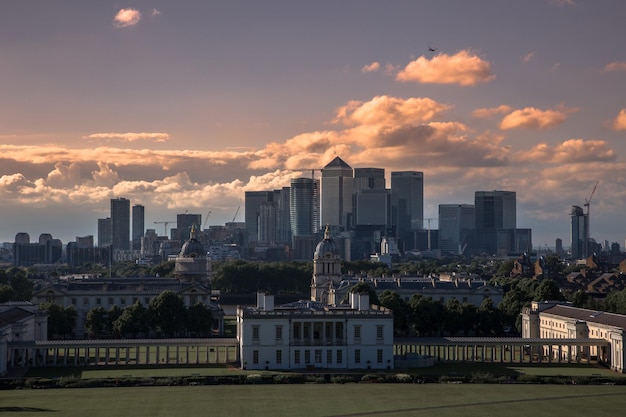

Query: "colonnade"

xmin=7 ymin=338 xmax=239 ymax=369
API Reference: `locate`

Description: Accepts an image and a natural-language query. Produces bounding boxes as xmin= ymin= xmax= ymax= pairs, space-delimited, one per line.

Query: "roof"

xmin=542 ymin=304 xmax=626 ymax=330
xmin=323 ymin=156 xmax=351 ymax=169
xmin=0 ymin=307 xmax=32 ymax=328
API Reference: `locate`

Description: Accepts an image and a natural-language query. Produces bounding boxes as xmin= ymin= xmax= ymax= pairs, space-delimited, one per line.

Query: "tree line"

xmin=40 ymin=290 xmax=213 ymax=339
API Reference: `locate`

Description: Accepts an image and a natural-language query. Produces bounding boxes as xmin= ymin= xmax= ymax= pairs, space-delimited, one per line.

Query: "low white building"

xmin=521 ymin=301 xmax=626 ymax=373
xmin=237 ymin=292 xmax=394 ymax=370
xmin=0 ymin=302 xmax=48 ymax=376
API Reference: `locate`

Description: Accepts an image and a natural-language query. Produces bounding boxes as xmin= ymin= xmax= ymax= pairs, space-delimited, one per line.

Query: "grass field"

xmin=1 ymin=384 xmax=626 ymax=417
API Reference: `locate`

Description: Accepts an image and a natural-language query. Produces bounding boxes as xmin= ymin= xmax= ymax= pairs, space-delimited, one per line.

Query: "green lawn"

xmin=1 ymin=384 xmax=625 ymax=417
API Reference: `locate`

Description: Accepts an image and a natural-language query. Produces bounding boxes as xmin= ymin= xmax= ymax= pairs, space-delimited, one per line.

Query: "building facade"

xmin=111 ymin=197 xmax=130 ymax=251
xmin=321 ymin=157 xmax=354 ymax=230
xmin=391 ymin=171 xmax=424 ymax=251
xmin=438 ymin=204 xmax=475 ymax=255
xmin=474 ymin=191 xmax=516 ymax=255
xmin=132 ymin=204 xmax=145 ymax=251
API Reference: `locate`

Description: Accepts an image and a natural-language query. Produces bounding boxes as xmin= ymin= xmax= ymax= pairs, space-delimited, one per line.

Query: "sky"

xmin=1 ymin=0 xmax=626 ymax=249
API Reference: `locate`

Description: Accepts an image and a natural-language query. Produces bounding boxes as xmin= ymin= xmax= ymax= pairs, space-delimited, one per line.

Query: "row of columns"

xmin=8 ymin=344 xmax=238 ymax=368
xmin=394 ymin=343 xmax=605 ymax=365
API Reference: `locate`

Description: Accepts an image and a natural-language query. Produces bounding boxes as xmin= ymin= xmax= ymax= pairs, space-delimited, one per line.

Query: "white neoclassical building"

xmin=237 ymin=228 xmax=394 ymax=371
xmin=521 ymin=301 xmax=626 ymax=373
xmin=0 ymin=302 xmax=48 ymax=376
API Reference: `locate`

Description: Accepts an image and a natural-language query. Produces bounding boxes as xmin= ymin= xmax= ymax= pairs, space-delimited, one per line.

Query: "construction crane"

xmin=202 ymin=210 xmax=212 ymax=229
xmin=154 ymin=221 xmax=174 ymax=237
xmin=584 ymin=180 xmax=599 ymax=216
xmin=232 ymin=206 xmax=240 ymax=223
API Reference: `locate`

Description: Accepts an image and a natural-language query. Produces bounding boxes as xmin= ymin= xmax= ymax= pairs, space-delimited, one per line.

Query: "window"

xmin=355 ymin=349 xmax=361 ymax=364
xmin=96 ymin=298 xmax=101 ymax=305
xmin=304 ymin=350 xmax=311 ymax=364
xmin=71 ymin=298 xmax=77 ymax=305
xmin=252 ymin=325 xmax=260 ymax=340
xmin=108 ymin=297 xmax=114 ymax=305
xmin=376 ymin=325 xmax=384 ymax=340
xmin=335 ymin=322 xmax=343 ymax=339
xmin=276 ymin=350 xmax=282 ymax=364
xmin=293 ymin=322 xmax=301 ymax=339
xmin=83 ymin=297 xmax=89 ymax=306
xmin=354 ymin=325 xmax=361 ymax=341
xmin=337 ymin=350 xmax=343 ymax=364
xmin=294 ymin=350 xmax=301 ymax=364
xmin=315 ymin=349 xmax=322 ymax=364
xmin=327 ymin=349 xmax=332 ymax=364
xmin=253 ymin=350 xmax=259 ymax=364
xmin=303 ymin=323 xmax=310 ymax=339
xmin=275 ymin=325 xmax=283 ymax=340
xmin=377 ymin=349 xmax=383 ymax=363
xmin=120 ymin=298 xmax=126 ymax=305
xmin=144 ymin=297 xmax=150 ymax=304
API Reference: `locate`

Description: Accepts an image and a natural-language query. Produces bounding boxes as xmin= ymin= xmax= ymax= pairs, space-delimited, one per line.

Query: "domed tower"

xmin=174 ymin=225 xmax=208 ymax=283
xmin=311 ymin=225 xmax=343 ymax=303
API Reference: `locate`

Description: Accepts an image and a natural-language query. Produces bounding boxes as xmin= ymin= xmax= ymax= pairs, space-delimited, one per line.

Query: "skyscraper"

xmin=353 ymin=168 xmax=388 ymax=227
xmin=438 ymin=204 xmax=475 ymax=255
xmin=132 ymin=204 xmax=145 ymax=251
xmin=391 ymin=171 xmax=424 ymax=250
xmin=177 ymin=213 xmax=202 ymax=242
xmin=321 ymin=157 xmax=353 ymax=229
xmin=289 ymin=177 xmax=320 ymax=237
xmin=111 ymin=198 xmax=130 ymax=251
xmin=474 ymin=191 xmax=516 ymax=255
xmin=97 ymin=217 xmax=112 ymax=247
xmin=570 ymin=205 xmax=588 ymax=260
xmin=245 ymin=191 xmax=274 ymax=243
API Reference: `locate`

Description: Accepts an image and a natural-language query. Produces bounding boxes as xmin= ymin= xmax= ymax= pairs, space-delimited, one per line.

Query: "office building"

xmin=474 ymin=191 xmax=516 ymax=255
xmin=353 ymin=168 xmax=388 ymax=228
xmin=176 ymin=213 xmax=202 ymax=242
xmin=97 ymin=217 xmax=112 ymax=247
xmin=245 ymin=191 xmax=274 ymax=243
xmin=132 ymin=204 xmax=145 ymax=251
xmin=111 ymin=197 xmax=130 ymax=251
xmin=438 ymin=204 xmax=475 ymax=255
xmin=321 ymin=157 xmax=353 ymax=230
xmin=391 ymin=171 xmax=424 ymax=251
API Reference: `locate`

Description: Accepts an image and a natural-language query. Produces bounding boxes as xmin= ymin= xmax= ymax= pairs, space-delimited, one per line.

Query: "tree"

xmin=107 ymin=305 xmax=123 ymax=337
xmin=0 ymin=284 xmax=15 ymax=303
xmin=475 ymin=297 xmax=503 ymax=336
xmin=85 ymin=306 xmax=108 ymax=338
xmin=186 ymin=303 xmax=213 ymax=337
xmin=149 ymin=291 xmax=186 ymax=337
xmin=9 ymin=273 xmax=33 ymax=301
xmin=408 ymin=294 xmax=444 ymax=336
xmin=378 ymin=290 xmax=410 ymax=335
xmin=114 ymin=301 xmax=148 ymax=337
xmin=40 ymin=302 xmax=77 ymax=339
xmin=534 ymin=279 xmax=563 ymax=302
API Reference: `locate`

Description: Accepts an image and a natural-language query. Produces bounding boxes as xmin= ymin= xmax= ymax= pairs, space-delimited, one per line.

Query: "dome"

xmin=315 ymin=225 xmax=337 ymax=257
xmin=179 ymin=225 xmax=205 ymax=258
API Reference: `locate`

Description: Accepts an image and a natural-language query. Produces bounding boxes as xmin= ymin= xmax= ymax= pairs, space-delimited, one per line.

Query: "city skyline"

xmin=1 ymin=1 xmax=626 ymax=247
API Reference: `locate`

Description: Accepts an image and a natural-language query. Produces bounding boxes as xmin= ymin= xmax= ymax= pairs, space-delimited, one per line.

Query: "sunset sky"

xmin=1 ymin=0 xmax=626 ymax=249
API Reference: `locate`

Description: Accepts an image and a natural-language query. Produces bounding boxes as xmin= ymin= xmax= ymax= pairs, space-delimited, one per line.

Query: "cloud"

xmin=114 ymin=8 xmax=141 ymax=28
xmin=550 ymin=0 xmax=576 ymax=6
xmin=150 ymin=9 xmax=161 ymax=16
xmin=499 ymin=106 xmax=575 ymax=130
xmin=396 ymin=50 xmax=495 ymax=86
xmin=361 ymin=62 xmax=380 ymax=73
xmin=517 ymin=139 xmax=616 ymax=164
xmin=603 ymin=61 xmax=626 ymax=72
xmin=83 ymin=132 xmax=170 ymax=142
xmin=613 ymin=109 xmax=626 ymax=130
xmin=522 ymin=52 xmax=536 ymax=63
xmin=472 ymin=105 xmax=512 ymax=119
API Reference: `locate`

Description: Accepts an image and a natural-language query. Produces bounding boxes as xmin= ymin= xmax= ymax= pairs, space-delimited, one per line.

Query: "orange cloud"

xmin=472 ymin=105 xmax=512 ymax=119
xmin=603 ymin=62 xmax=626 ymax=72
xmin=396 ymin=50 xmax=495 ymax=86
xmin=114 ymin=8 xmax=141 ymax=28
xmin=517 ymin=139 xmax=615 ymax=164
xmin=500 ymin=106 xmax=574 ymax=130
xmin=83 ymin=132 xmax=170 ymax=142
xmin=613 ymin=109 xmax=626 ymax=130
xmin=361 ymin=62 xmax=380 ymax=73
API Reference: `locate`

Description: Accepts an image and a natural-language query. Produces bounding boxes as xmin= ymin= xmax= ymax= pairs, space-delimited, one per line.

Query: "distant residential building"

xmin=13 ymin=233 xmax=62 ymax=267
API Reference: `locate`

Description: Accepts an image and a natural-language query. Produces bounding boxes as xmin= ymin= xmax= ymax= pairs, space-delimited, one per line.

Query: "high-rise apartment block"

xmin=570 ymin=205 xmax=588 ymax=260
xmin=111 ymin=197 xmax=130 ymax=251
xmin=97 ymin=217 xmax=112 ymax=247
